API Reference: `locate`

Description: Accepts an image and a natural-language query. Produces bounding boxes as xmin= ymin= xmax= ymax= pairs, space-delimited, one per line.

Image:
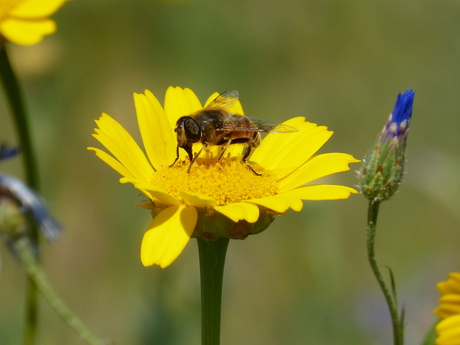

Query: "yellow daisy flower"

xmin=435 ymin=272 xmax=460 ymax=345
xmin=0 ymin=0 xmax=66 ymax=45
xmin=88 ymin=87 xmax=359 ymax=268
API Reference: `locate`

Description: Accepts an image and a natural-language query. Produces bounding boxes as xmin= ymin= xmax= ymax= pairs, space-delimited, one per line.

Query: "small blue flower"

xmin=0 ymin=174 xmax=62 ymax=242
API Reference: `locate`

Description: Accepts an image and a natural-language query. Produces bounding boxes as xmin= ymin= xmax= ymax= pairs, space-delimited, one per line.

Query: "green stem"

xmin=367 ymin=201 xmax=404 ymax=345
xmin=197 ymin=237 xmax=230 ymax=345
xmin=0 ymin=43 xmax=40 ymax=345
xmin=15 ymin=238 xmax=107 ymax=345
xmin=0 ymin=44 xmax=39 ymax=190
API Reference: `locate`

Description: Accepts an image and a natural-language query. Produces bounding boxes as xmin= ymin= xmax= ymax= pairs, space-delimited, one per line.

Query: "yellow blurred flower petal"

xmin=434 ymin=272 xmax=460 ymax=344
xmin=0 ymin=0 xmax=65 ymax=45
xmin=141 ymin=205 xmax=197 ymax=267
xmin=436 ymin=314 xmax=460 ymax=345
xmin=439 ymin=273 xmax=460 ymax=295
xmin=9 ymin=0 xmax=65 ymax=18
xmin=436 ymin=295 xmax=460 ymax=319
xmin=214 ymin=203 xmax=259 ymax=223
xmin=1 ymin=18 xmax=55 ymax=45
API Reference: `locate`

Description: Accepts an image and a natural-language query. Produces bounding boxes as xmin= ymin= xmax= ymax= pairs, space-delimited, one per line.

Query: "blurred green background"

xmin=1 ymin=0 xmax=459 ymax=344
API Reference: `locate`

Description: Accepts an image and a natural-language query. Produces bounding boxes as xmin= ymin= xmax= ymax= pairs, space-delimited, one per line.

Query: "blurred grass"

xmin=1 ymin=0 xmax=460 ymax=344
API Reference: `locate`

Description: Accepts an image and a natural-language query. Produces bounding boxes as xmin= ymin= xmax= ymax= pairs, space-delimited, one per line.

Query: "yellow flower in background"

xmin=89 ymin=87 xmax=359 ymax=268
xmin=0 ymin=0 xmax=66 ymax=45
xmin=435 ymin=272 xmax=460 ymax=345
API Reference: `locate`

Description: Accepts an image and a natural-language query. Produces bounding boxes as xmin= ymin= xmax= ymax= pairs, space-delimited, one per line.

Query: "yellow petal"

xmin=120 ymin=178 xmax=179 ymax=205
xmin=435 ymin=294 xmax=460 ymax=318
xmin=280 ymin=185 xmax=358 ymax=200
xmin=10 ymin=0 xmax=66 ymax=18
xmin=438 ymin=273 xmax=460 ymax=295
xmin=1 ymin=18 xmax=55 ymax=45
xmin=214 ymin=203 xmax=259 ymax=223
xmin=248 ymin=194 xmax=303 ymax=213
xmin=278 ymin=153 xmax=360 ymax=193
xmin=251 ymin=117 xmax=314 ymax=165
xmin=140 ymin=205 xmax=197 ymax=268
xmin=179 ymin=191 xmax=216 ymax=207
xmin=92 ymin=113 xmax=154 ymax=182
xmin=436 ymin=315 xmax=460 ymax=345
xmin=134 ymin=91 xmax=177 ymax=168
xmin=252 ymin=119 xmax=333 ymax=177
xmin=164 ymin=86 xmax=202 ymax=130
xmin=87 ymin=147 xmax=133 ymax=179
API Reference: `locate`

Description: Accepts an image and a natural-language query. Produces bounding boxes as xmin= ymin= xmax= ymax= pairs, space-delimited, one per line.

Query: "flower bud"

xmin=0 ymin=174 xmax=62 ymax=242
xmin=0 ymin=197 xmax=26 ymax=240
xmin=359 ymin=90 xmax=414 ymax=202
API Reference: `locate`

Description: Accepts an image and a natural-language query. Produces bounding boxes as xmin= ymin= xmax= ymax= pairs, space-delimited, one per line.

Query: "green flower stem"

xmin=367 ymin=201 xmax=404 ymax=345
xmin=0 ymin=44 xmax=39 ymax=191
xmin=0 ymin=43 xmax=41 ymax=345
xmin=15 ymin=238 xmax=106 ymax=345
xmin=197 ymin=237 xmax=230 ymax=345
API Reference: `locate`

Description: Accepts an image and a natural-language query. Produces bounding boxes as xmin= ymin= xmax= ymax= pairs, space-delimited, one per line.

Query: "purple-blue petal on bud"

xmin=359 ymin=89 xmax=414 ymax=203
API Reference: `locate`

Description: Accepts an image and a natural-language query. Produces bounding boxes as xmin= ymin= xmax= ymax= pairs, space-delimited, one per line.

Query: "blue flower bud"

xmin=359 ymin=90 xmax=414 ymax=202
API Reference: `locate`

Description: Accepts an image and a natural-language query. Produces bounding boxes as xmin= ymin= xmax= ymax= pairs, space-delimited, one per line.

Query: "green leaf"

xmin=421 ymin=319 xmax=440 ymax=345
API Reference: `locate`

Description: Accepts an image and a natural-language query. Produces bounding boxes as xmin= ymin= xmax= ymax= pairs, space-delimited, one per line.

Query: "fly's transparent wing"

xmin=205 ymin=90 xmax=239 ymax=110
xmin=250 ymin=118 xmax=299 ymax=133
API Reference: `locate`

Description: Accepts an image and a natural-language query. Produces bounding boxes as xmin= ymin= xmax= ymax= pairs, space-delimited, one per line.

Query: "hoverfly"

xmin=170 ymin=90 xmax=298 ymax=175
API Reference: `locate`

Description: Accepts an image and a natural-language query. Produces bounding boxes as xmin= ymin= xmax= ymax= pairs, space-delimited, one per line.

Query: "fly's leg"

xmin=169 ymin=145 xmax=182 ymax=167
xmin=187 ymin=143 xmax=207 ymax=173
xmin=170 ymin=145 xmax=194 ymax=168
xmin=241 ymin=145 xmax=261 ymax=176
xmin=218 ymin=139 xmax=232 ymax=160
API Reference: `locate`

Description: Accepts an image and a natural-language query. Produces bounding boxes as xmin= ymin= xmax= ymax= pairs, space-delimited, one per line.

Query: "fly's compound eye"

xmin=183 ymin=117 xmax=201 ymax=142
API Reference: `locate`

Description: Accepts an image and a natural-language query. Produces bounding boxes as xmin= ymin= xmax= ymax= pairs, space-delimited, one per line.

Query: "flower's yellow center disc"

xmin=151 ymin=157 xmax=279 ymax=206
xmin=0 ymin=0 xmax=24 ymax=21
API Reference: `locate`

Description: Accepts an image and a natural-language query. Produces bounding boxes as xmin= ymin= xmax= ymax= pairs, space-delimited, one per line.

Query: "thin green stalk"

xmin=0 ymin=43 xmax=41 ymax=345
xmin=0 ymin=44 xmax=39 ymax=191
xmin=197 ymin=237 xmax=230 ymax=345
xmin=15 ymin=238 xmax=107 ymax=345
xmin=367 ymin=200 xmax=404 ymax=345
